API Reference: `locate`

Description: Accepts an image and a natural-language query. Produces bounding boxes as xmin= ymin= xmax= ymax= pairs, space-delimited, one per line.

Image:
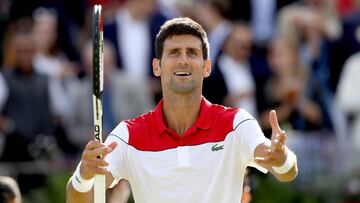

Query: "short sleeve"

xmin=234 ymin=109 xmax=270 ymax=173
xmin=104 ymin=121 xmax=129 ymax=188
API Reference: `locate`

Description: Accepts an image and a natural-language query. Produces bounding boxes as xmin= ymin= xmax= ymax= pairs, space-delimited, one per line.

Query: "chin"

xmin=172 ymin=87 xmax=194 ymax=94
xmin=169 ymin=81 xmax=196 ymax=94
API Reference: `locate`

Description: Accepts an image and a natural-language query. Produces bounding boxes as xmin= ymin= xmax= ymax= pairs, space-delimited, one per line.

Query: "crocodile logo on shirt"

xmin=211 ymin=144 xmax=224 ymax=152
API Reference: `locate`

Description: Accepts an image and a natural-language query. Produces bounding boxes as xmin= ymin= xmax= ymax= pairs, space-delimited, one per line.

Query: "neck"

xmin=162 ymin=93 xmax=202 ymax=136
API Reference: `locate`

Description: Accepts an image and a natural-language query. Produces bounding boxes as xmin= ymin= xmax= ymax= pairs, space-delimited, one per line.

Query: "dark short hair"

xmin=155 ymin=17 xmax=210 ymax=60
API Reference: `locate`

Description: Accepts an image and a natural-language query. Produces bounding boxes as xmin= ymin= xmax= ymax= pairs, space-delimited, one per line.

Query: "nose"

xmin=177 ymin=53 xmax=189 ymax=66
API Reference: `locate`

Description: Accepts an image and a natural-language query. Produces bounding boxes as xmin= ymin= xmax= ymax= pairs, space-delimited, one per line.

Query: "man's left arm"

xmin=254 ymin=110 xmax=298 ymax=182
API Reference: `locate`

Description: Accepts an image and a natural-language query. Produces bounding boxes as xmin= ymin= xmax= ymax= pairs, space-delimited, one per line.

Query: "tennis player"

xmin=66 ymin=17 xmax=298 ymax=203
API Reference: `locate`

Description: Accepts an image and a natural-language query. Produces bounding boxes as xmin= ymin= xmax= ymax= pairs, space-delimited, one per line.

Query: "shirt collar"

xmin=153 ymin=96 xmax=213 ymax=136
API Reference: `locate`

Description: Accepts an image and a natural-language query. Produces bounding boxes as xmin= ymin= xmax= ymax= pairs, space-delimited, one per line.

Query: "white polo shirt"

xmin=105 ymin=97 xmax=269 ymax=203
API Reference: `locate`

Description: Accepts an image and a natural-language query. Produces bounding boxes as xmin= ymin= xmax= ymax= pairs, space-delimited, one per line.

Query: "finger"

xmin=277 ymin=130 xmax=287 ymax=144
xmin=272 ymin=130 xmax=287 ymax=149
xmin=83 ymin=146 xmax=112 ymax=159
xmin=80 ymin=161 xmax=108 ymax=179
xmin=271 ymin=138 xmax=285 ymax=153
xmin=92 ymin=167 xmax=108 ymax=175
xmin=83 ymin=158 xmax=109 ymax=168
xmin=107 ymin=142 xmax=117 ymax=151
xmin=269 ymin=110 xmax=282 ymax=134
xmin=85 ymin=140 xmax=105 ymax=150
xmin=101 ymin=142 xmax=117 ymax=159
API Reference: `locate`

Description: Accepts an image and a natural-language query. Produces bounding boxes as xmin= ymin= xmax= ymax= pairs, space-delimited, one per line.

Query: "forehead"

xmin=163 ymin=34 xmax=202 ymax=50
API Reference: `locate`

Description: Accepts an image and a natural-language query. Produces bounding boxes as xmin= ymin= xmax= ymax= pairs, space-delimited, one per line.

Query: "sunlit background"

xmin=0 ymin=0 xmax=359 ymax=202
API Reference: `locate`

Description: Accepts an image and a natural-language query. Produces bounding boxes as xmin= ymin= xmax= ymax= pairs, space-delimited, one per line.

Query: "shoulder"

xmin=208 ymin=104 xmax=240 ymax=140
xmin=233 ymin=109 xmax=256 ymax=130
xmin=203 ymin=103 xmax=257 ymax=142
xmin=211 ymin=104 xmax=239 ymax=128
xmin=108 ymin=111 xmax=154 ymax=144
xmin=209 ymin=104 xmax=257 ymax=131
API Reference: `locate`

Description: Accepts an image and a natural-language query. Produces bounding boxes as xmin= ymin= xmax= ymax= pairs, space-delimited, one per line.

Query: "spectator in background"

xmin=331 ymin=0 xmax=360 ymax=92
xmin=227 ymin=0 xmax=296 ymax=56
xmin=103 ymin=0 xmax=167 ymax=102
xmin=278 ymin=0 xmax=341 ymax=45
xmin=191 ymin=0 xmax=233 ymax=65
xmin=277 ymin=0 xmax=343 ymax=132
xmin=277 ymin=0 xmax=340 ymax=77
xmin=32 ymin=7 xmax=79 ymax=156
xmin=0 ymin=18 xmax=55 ymax=193
xmin=32 ymin=7 xmax=77 ymax=127
xmin=0 ymin=176 xmax=21 ymax=203
xmin=336 ymin=51 xmax=360 ymax=170
xmin=260 ymin=37 xmax=323 ymax=132
xmin=203 ymin=23 xmax=257 ymax=116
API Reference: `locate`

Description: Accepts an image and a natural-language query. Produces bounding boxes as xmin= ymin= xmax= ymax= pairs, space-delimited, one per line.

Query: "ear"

xmin=203 ymin=59 xmax=211 ymax=78
xmin=152 ymin=58 xmax=161 ymax=77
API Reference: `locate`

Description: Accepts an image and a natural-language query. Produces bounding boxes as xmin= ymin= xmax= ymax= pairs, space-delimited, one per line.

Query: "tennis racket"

xmin=92 ymin=4 xmax=105 ymax=203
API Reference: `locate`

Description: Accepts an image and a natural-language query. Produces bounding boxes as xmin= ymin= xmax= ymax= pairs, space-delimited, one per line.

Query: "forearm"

xmin=66 ymin=178 xmax=93 ymax=203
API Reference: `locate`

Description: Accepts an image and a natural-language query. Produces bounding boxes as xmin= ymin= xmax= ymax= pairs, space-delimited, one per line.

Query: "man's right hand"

xmin=66 ymin=141 xmax=117 ymax=203
xmin=80 ymin=140 xmax=117 ymax=180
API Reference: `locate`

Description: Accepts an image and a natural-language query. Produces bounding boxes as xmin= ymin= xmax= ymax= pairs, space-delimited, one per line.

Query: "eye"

xmin=168 ymin=50 xmax=179 ymax=56
xmin=187 ymin=49 xmax=198 ymax=57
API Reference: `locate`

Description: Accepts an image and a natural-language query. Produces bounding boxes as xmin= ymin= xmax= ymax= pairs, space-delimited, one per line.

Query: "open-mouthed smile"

xmin=173 ymin=71 xmax=192 ymax=76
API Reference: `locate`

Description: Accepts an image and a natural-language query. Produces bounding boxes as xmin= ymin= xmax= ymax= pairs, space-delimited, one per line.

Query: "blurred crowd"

xmin=0 ymin=0 xmax=359 ymax=202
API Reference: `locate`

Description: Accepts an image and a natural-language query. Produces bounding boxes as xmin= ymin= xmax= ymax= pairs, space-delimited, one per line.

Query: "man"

xmin=66 ymin=17 xmax=298 ymax=203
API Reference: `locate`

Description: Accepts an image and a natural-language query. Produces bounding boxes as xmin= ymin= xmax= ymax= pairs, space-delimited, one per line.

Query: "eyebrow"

xmin=187 ymin=47 xmax=201 ymax=53
xmin=166 ymin=47 xmax=201 ymax=53
xmin=166 ymin=48 xmax=180 ymax=53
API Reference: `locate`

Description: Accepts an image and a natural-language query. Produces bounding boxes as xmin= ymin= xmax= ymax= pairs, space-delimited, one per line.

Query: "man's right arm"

xmin=66 ymin=140 xmax=117 ymax=203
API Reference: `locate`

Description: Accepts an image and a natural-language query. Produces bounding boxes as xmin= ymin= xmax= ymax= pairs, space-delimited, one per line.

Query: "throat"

xmin=166 ymin=108 xmax=196 ymax=136
xmin=162 ymin=96 xmax=202 ymax=136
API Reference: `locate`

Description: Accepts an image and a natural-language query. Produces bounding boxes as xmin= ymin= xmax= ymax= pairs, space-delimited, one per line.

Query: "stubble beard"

xmin=169 ymin=78 xmax=197 ymax=95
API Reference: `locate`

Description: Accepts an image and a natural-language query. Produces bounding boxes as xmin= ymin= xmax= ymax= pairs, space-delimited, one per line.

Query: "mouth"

xmin=173 ymin=71 xmax=192 ymax=77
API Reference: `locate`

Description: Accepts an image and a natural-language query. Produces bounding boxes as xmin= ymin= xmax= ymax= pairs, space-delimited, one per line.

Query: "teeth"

xmin=174 ymin=72 xmax=191 ymax=76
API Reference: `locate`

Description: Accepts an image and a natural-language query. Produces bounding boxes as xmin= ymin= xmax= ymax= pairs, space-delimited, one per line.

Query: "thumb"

xmin=269 ymin=110 xmax=281 ymax=134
